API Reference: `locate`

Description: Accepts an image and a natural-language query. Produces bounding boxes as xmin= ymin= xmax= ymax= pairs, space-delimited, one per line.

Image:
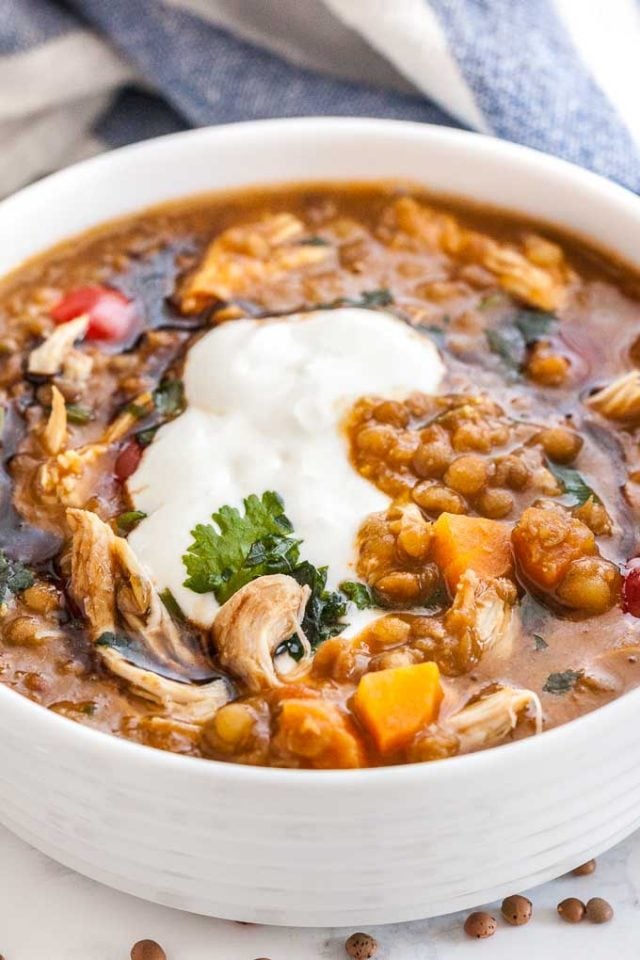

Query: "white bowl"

xmin=2 ymin=118 xmax=640 ymax=927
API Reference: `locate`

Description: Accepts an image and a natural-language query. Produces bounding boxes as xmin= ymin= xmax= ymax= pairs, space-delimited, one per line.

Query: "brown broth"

xmin=1 ymin=182 xmax=640 ymax=767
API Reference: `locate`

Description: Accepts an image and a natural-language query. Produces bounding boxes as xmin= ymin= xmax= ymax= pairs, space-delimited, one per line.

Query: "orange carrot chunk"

xmin=274 ymin=699 xmax=366 ymax=769
xmin=352 ymin=662 xmax=443 ymax=753
xmin=430 ymin=512 xmax=513 ymax=594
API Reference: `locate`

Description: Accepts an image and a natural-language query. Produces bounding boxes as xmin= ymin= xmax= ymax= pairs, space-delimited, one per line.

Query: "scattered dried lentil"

xmin=557 ymin=897 xmax=585 ymax=923
xmin=463 ymin=911 xmax=497 ymax=938
xmin=585 ymin=897 xmax=614 ymax=924
xmin=130 ymin=939 xmax=167 ymax=960
xmin=345 ymin=931 xmax=378 ymax=959
xmin=501 ymin=893 xmax=533 ymax=926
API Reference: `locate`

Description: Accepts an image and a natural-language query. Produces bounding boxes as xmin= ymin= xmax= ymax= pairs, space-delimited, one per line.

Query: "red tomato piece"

xmin=51 ymin=285 xmax=135 ymax=342
xmin=622 ymin=560 xmax=640 ymax=617
xmin=115 ymin=440 xmax=142 ymax=481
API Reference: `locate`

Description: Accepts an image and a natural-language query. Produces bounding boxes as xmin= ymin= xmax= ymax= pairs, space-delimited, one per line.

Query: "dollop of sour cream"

xmin=127 ymin=308 xmax=444 ymax=626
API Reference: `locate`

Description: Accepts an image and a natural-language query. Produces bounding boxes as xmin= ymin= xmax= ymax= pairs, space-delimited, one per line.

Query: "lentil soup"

xmin=2 ymin=182 xmax=640 ymax=769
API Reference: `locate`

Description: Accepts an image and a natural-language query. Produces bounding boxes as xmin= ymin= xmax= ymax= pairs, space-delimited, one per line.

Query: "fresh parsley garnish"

xmin=543 ymin=669 xmax=582 ymax=695
xmin=340 ymin=580 xmax=377 ymax=610
xmin=114 ymin=510 xmax=147 ymax=535
xmin=546 ymin=460 xmax=600 ymax=507
xmin=183 ymin=492 xmax=296 ymax=600
xmin=486 ymin=308 xmax=557 ymax=374
xmin=183 ymin=491 xmax=349 ymax=648
xmin=533 ymin=634 xmax=548 ymax=651
xmin=96 ymin=631 xmax=132 ymax=651
xmin=0 ymin=551 xmax=34 ymax=604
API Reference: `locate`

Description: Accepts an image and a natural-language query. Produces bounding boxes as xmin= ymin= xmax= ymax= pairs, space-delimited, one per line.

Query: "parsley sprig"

xmin=183 ymin=491 xmax=349 ymax=647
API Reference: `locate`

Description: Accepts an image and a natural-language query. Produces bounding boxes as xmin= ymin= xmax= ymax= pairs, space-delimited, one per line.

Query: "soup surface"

xmin=2 ymin=182 xmax=640 ymax=768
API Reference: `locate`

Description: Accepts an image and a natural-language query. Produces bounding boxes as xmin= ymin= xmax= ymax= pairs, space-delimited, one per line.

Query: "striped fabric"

xmin=1 ymin=0 xmax=640 ymax=197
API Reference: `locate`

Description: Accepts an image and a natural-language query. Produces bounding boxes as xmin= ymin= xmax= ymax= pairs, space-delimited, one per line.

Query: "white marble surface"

xmin=0 ymin=824 xmax=638 ymax=959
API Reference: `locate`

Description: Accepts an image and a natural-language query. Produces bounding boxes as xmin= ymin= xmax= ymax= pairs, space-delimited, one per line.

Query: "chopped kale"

xmin=298 ymin=236 xmax=330 ymax=246
xmin=152 ymin=379 xmax=185 ymax=417
xmin=317 ymin=288 xmax=393 ymax=310
xmin=183 ymin=491 xmax=349 ymax=647
xmin=159 ymin=588 xmax=186 ymax=623
xmin=136 ymin=426 xmax=159 ymax=447
xmin=543 ymin=669 xmax=582 ymax=695
xmin=533 ymin=633 xmax=548 ymax=651
xmin=546 ymin=460 xmax=600 ymax=507
xmin=292 ymin=561 xmax=348 ymax=648
xmin=65 ymin=404 xmax=95 ymax=425
xmin=486 ymin=307 xmax=557 ymax=375
xmin=340 ymin=580 xmax=377 ymax=610
xmin=0 ymin=551 xmax=34 ymax=603
xmin=485 ymin=326 xmax=527 ymax=372
xmin=114 ymin=510 xmax=147 ymax=535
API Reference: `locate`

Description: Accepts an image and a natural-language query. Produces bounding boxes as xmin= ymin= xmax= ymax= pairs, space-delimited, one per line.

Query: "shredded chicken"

xmin=212 ymin=574 xmax=311 ymax=691
xmin=99 ymin=647 xmax=230 ymax=724
xmin=385 ymin=198 xmax=574 ymax=311
xmin=66 ymin=508 xmax=231 ymax=722
xmin=42 ymin=385 xmax=67 ymax=456
xmin=587 ymin=371 xmax=640 ymax=424
xmin=60 ymin=348 xmax=93 ymax=391
xmin=27 ymin=314 xmax=89 ymax=376
xmin=446 ymin=685 xmax=542 ymax=751
xmin=102 ymin=391 xmax=153 ymax=444
xmin=441 ymin=571 xmax=519 ymax=674
xmin=37 ymin=443 xmax=107 ymax=509
xmin=179 ymin=213 xmax=332 ymax=313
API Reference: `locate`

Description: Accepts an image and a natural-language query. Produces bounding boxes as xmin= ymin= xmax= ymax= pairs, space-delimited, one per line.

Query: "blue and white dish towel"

xmin=2 ymin=0 xmax=640 ymax=196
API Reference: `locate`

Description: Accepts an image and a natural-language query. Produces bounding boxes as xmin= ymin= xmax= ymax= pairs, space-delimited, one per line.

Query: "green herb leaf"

xmin=159 ymin=588 xmax=186 ymax=623
xmin=422 ymin=325 xmax=446 ymax=346
xmin=115 ymin=510 xmax=147 ymax=535
xmin=292 ymin=561 xmax=348 ymax=647
xmin=0 ymin=551 xmax=34 ymax=604
xmin=183 ymin=491 xmax=350 ymax=647
xmin=136 ymin=426 xmax=159 ymax=447
xmin=299 ymin=236 xmax=329 ymax=246
xmin=478 ymin=292 xmax=506 ymax=311
xmin=486 ymin=308 xmax=557 ymax=375
xmin=65 ymin=404 xmax=94 ymax=425
xmin=183 ymin=491 xmax=295 ymax=599
xmin=546 ymin=460 xmax=600 ymax=507
xmin=125 ymin=401 xmax=151 ymax=419
xmin=96 ymin=630 xmax=132 ymax=651
xmin=543 ymin=669 xmax=582 ymax=695
xmin=533 ymin=633 xmax=548 ymax=651
xmin=340 ymin=580 xmax=377 ymax=610
xmin=513 ymin=308 xmax=555 ymax=343
xmin=318 ymin=288 xmax=393 ymax=310
xmin=153 ymin=379 xmax=185 ymax=417
xmin=485 ymin=327 xmax=526 ymax=371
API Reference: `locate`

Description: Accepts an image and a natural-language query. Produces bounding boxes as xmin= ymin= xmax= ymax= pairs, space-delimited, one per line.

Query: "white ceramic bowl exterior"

xmin=2 ymin=119 xmax=640 ymax=926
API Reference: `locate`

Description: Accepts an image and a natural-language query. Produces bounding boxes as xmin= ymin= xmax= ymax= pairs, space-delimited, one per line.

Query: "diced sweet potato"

xmin=430 ymin=513 xmax=513 ymax=594
xmin=352 ymin=662 xmax=442 ymax=753
xmin=512 ymin=504 xmax=596 ymax=590
xmin=273 ymin=699 xmax=366 ymax=769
